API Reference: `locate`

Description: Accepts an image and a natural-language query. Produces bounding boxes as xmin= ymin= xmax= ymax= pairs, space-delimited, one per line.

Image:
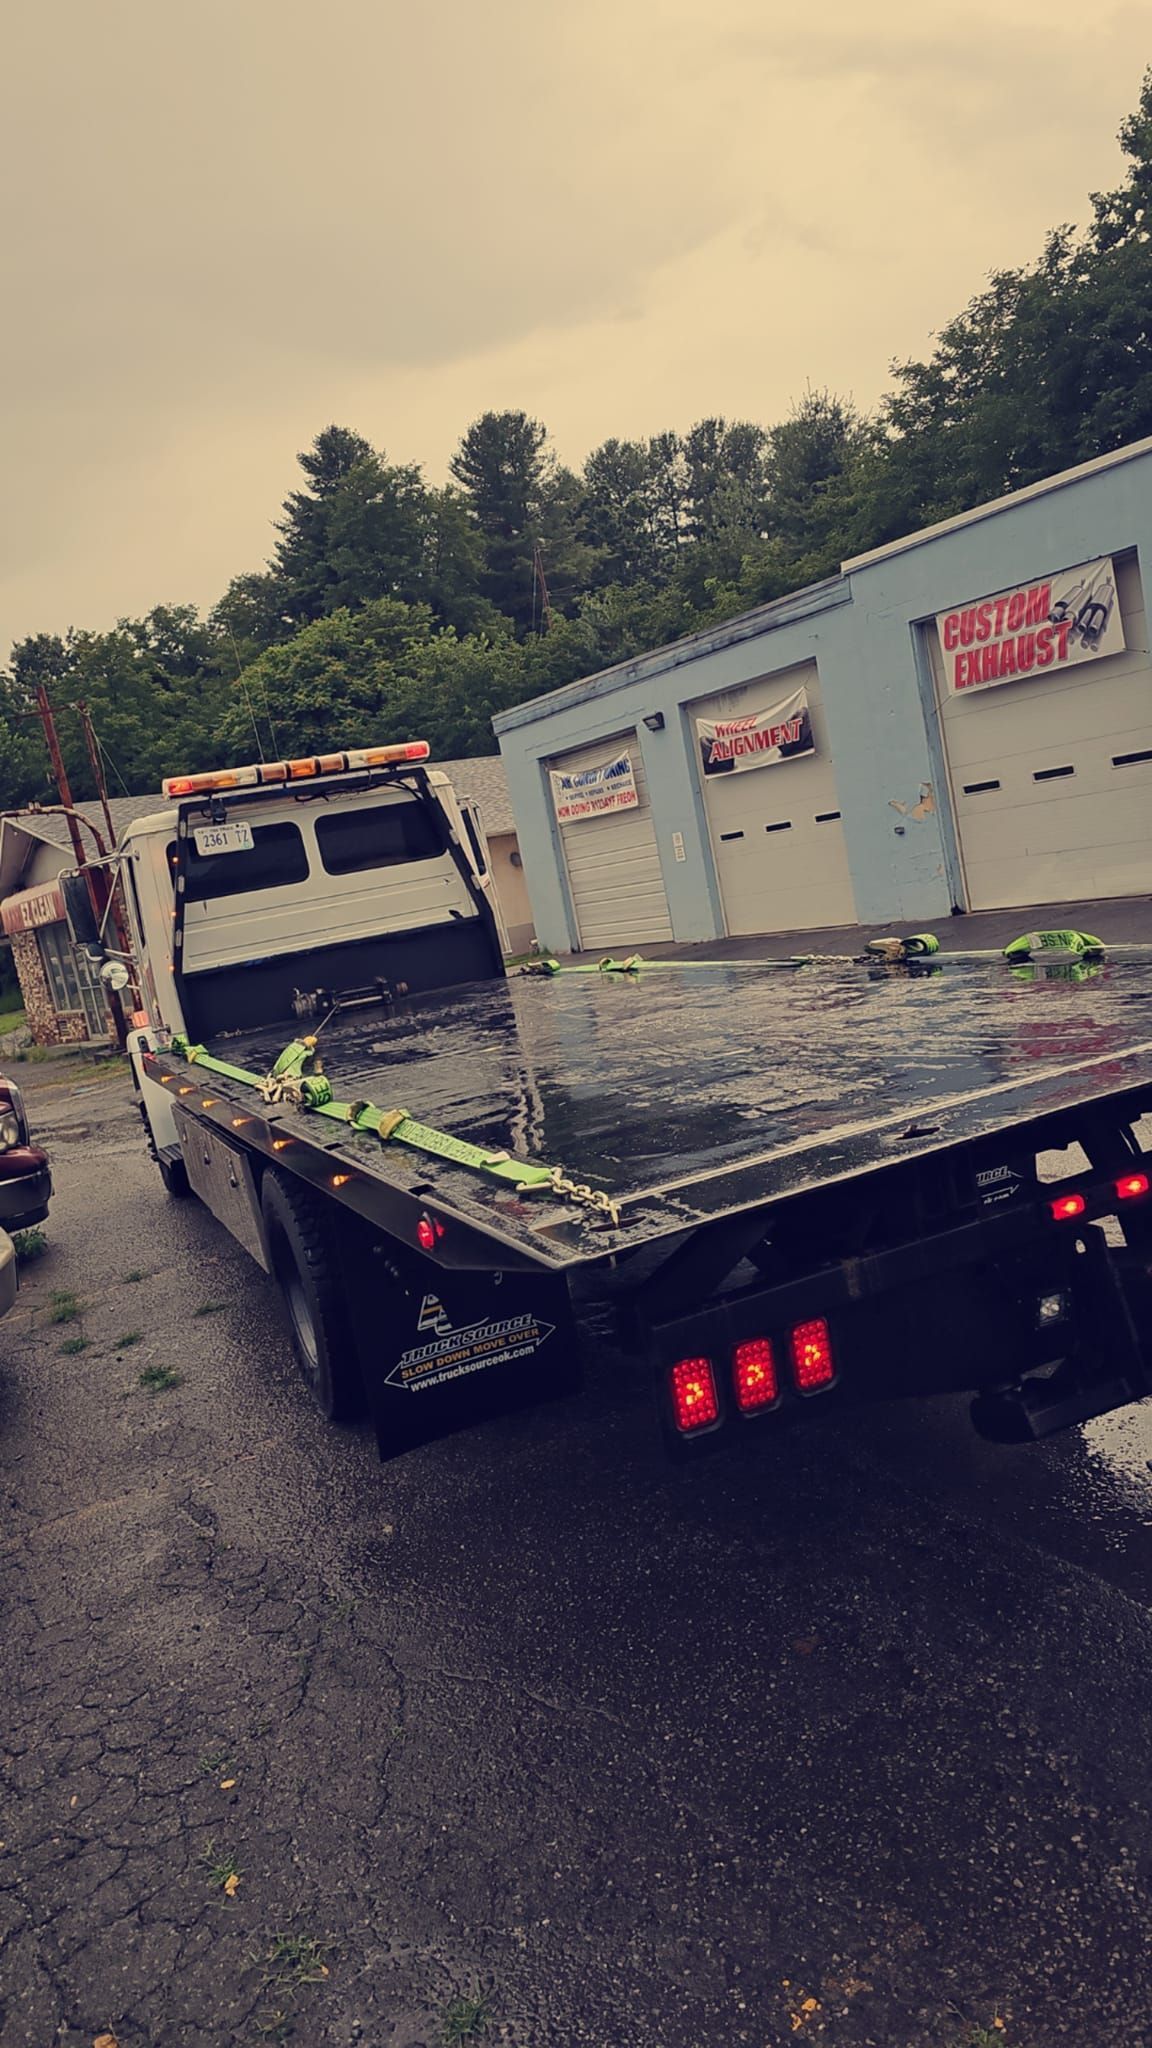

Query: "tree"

xmin=449 ymin=411 xmax=553 ymax=632
xmin=272 ymin=427 xmax=428 ymax=625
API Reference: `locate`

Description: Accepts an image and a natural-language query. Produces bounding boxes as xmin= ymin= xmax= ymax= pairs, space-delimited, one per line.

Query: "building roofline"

xmin=841 ymin=433 xmax=1152 ymax=573
xmin=493 ymin=575 xmax=850 ymax=735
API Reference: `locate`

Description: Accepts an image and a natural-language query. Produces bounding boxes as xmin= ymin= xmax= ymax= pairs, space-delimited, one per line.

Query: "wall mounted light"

xmin=642 ymin=711 xmax=666 ymax=733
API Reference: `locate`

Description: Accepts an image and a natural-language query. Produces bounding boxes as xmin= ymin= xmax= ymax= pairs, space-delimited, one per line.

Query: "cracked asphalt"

xmin=5 ymin=1059 xmax=1152 ymax=2047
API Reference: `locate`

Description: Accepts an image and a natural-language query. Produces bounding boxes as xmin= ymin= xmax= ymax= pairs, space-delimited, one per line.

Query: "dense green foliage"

xmin=5 ymin=75 xmax=1152 ymax=807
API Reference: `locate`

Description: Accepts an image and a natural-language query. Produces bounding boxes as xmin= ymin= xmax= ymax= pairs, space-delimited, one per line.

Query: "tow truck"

xmin=84 ymin=740 xmax=1152 ymax=1463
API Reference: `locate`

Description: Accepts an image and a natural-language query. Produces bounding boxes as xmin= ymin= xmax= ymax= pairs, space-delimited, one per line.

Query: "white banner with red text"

xmin=549 ymin=751 xmax=639 ymax=824
xmin=696 ymin=687 xmax=814 ymax=776
xmin=937 ymin=557 xmax=1124 ymax=695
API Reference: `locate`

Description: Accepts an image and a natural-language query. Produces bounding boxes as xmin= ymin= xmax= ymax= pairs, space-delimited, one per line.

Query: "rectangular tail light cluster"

xmin=670 ymin=1318 xmax=835 ymax=1435
xmin=1049 ymin=1171 xmax=1150 ymax=1222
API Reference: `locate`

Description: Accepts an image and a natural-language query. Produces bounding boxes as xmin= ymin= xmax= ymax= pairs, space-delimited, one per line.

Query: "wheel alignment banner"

xmin=696 ymin=686 xmax=814 ymax=776
xmin=937 ymin=556 xmax=1124 ymax=695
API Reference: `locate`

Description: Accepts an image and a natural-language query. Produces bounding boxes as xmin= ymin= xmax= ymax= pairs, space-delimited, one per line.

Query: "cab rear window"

xmin=169 ymin=822 xmax=310 ymax=901
xmin=315 ymin=802 xmax=444 ymax=875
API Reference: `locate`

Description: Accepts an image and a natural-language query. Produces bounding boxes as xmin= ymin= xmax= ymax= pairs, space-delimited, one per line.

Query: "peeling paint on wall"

xmin=889 ymin=783 xmax=936 ymax=821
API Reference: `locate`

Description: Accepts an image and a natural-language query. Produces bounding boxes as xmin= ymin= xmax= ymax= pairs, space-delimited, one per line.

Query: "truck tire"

xmin=261 ymin=1170 xmax=364 ymax=1423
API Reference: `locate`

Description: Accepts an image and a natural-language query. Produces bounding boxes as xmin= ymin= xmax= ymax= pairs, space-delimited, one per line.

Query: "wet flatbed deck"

xmin=186 ymin=953 xmax=1152 ymax=1265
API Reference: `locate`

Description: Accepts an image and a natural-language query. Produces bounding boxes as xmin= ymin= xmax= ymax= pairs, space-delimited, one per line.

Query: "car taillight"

xmin=1116 ymin=1172 xmax=1150 ymax=1201
xmin=670 ymin=1357 xmax=719 ymax=1433
xmin=1050 ymin=1192 xmax=1087 ymax=1221
xmin=416 ymin=1217 xmax=436 ymax=1251
xmin=790 ymin=1318 xmax=835 ymax=1392
xmin=733 ymin=1337 xmax=777 ymax=1412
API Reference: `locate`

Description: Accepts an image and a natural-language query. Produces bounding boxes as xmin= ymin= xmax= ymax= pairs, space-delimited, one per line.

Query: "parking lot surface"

xmin=3 ymin=1057 xmax=1152 ymax=2046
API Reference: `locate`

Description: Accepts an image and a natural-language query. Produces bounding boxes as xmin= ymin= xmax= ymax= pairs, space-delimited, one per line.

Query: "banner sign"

xmin=696 ymin=687 xmax=814 ymax=776
xmin=937 ymin=557 xmax=1124 ymax=694
xmin=550 ymin=751 xmax=638 ymax=824
xmin=1 ymin=881 xmax=66 ymax=936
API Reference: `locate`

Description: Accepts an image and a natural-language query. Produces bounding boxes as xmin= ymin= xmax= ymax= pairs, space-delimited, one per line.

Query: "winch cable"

xmin=168 ymin=1034 xmax=621 ymax=1225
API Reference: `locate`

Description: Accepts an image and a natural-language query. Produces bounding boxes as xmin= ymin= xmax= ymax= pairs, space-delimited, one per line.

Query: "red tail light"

xmin=670 ymin=1357 xmax=719 ymax=1433
xmin=1116 ymin=1173 xmax=1150 ymax=1201
xmin=416 ymin=1217 xmax=436 ymax=1251
xmin=733 ymin=1337 xmax=777 ymax=1412
xmin=790 ymin=1318 xmax=835 ymax=1392
xmin=1050 ymin=1192 xmax=1087 ymax=1221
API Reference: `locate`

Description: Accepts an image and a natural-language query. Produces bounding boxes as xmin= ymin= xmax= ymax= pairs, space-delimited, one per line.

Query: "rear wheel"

xmin=261 ymin=1169 xmax=364 ymax=1422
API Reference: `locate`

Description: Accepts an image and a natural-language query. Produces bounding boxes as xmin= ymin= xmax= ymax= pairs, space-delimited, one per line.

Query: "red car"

xmin=0 ymin=1076 xmax=51 ymax=1233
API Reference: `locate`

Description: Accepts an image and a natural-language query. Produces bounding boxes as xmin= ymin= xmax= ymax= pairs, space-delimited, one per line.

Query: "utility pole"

xmin=33 ymin=682 xmax=91 ymax=901
xmin=31 ymin=683 xmax=130 ymax=1046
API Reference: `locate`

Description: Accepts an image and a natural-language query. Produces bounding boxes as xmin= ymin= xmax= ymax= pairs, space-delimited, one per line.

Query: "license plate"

xmin=193 ymin=822 xmax=254 ymax=857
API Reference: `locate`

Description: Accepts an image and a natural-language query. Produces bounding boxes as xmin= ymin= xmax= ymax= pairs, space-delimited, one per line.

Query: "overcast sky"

xmin=2 ymin=0 xmax=1149 ymax=662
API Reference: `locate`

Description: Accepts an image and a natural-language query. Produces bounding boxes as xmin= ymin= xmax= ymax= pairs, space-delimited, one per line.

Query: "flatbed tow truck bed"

xmin=141 ymin=949 xmax=1152 ymax=1460
xmin=150 ymin=953 xmax=1152 ymax=1264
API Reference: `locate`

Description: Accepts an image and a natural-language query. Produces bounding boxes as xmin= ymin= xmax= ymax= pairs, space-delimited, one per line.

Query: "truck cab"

xmin=120 ymin=743 xmax=508 ymax=1192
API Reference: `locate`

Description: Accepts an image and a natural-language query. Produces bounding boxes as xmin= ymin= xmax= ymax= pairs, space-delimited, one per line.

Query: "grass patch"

xmin=193 ymin=1300 xmax=226 ymax=1317
xmin=440 ymin=1991 xmax=492 ymax=2044
xmin=138 ymin=1363 xmax=180 ymax=1393
xmin=201 ymin=1842 xmax=242 ymax=1893
xmin=260 ymin=1933 xmax=332 ymax=1989
xmin=12 ymin=1227 xmax=47 ymax=1263
xmin=115 ymin=1329 xmax=143 ymax=1349
xmin=122 ymin=1268 xmax=148 ymax=1284
xmin=48 ymin=1291 xmax=81 ymax=1325
xmin=59 ymin=1336 xmax=91 ymax=1357
xmin=199 ymin=1746 xmax=233 ymax=1775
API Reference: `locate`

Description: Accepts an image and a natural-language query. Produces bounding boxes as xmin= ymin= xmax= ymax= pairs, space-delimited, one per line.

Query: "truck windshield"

xmin=171 ymin=822 xmax=310 ymax=901
xmin=315 ymin=802 xmax=444 ymax=875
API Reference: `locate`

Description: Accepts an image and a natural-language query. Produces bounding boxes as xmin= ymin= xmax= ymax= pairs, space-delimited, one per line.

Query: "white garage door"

xmin=549 ymin=733 xmax=673 ymax=951
xmin=931 ymin=555 xmax=1152 ymax=910
xmin=695 ymin=661 xmax=856 ymax=935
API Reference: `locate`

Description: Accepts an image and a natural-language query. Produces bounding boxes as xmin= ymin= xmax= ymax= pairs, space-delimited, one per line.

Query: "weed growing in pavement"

xmin=48 ymin=1291 xmax=81 ymax=1324
xmin=138 ymin=1364 xmax=181 ymax=1393
xmin=254 ymin=2010 xmax=292 ymax=2043
xmin=260 ymin=1933 xmax=332 ymax=1990
xmin=201 ymin=1842 xmax=242 ymax=1893
xmin=122 ymin=1268 xmax=147 ymax=1283
xmin=199 ymin=1747 xmax=233 ymax=1775
xmin=193 ymin=1300 xmax=226 ymax=1316
xmin=115 ymin=1330 xmax=143 ymax=1348
xmin=59 ymin=1336 xmax=91 ymax=1357
xmin=440 ymin=1991 xmax=492 ymax=2043
xmin=12 ymin=1228 xmax=47 ymax=1263
xmin=963 ymin=2030 xmax=1007 ymax=2046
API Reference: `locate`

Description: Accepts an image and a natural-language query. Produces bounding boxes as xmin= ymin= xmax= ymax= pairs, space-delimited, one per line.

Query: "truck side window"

xmin=168 ymin=822 xmax=310 ymax=901
xmin=315 ymin=803 xmax=444 ymax=875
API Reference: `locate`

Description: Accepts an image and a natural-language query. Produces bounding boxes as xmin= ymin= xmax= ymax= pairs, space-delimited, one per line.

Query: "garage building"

xmin=495 ymin=435 xmax=1152 ymax=951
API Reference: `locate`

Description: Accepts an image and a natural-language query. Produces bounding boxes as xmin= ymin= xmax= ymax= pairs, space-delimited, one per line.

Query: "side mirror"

xmin=61 ymin=872 xmax=103 ymax=956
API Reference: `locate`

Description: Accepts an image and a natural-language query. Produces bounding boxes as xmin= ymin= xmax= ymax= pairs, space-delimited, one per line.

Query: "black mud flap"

xmin=363 ymin=1268 xmax=581 ymax=1462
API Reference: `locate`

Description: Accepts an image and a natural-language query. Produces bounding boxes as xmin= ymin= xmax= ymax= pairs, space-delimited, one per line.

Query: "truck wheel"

xmin=261 ymin=1170 xmax=364 ymax=1423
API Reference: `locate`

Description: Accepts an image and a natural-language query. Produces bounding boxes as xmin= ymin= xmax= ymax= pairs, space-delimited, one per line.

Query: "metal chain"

xmin=545 ymin=1168 xmax=621 ymax=1227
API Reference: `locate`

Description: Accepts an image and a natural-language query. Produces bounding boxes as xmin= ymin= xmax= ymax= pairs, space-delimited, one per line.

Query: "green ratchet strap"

xmin=1002 ymin=928 xmax=1106 ymax=961
xmin=170 ymin=1034 xmax=620 ymax=1224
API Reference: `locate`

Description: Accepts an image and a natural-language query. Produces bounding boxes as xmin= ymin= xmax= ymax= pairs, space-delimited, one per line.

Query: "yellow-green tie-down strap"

xmin=169 ymin=1034 xmax=621 ymax=1225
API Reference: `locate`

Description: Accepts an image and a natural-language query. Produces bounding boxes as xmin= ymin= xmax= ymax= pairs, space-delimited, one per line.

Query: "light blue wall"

xmin=495 ymin=443 xmax=1152 ymax=948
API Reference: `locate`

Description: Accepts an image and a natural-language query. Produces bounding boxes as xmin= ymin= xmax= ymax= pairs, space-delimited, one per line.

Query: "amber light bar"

xmin=162 ymin=741 xmax=430 ymax=800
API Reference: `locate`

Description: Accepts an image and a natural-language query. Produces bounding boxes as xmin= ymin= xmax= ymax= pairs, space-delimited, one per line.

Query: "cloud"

xmin=0 ymin=0 xmax=1148 ymax=655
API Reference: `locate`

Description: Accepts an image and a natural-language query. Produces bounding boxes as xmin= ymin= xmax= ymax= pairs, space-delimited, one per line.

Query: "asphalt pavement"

xmin=4 ymin=1055 xmax=1152 ymax=2048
